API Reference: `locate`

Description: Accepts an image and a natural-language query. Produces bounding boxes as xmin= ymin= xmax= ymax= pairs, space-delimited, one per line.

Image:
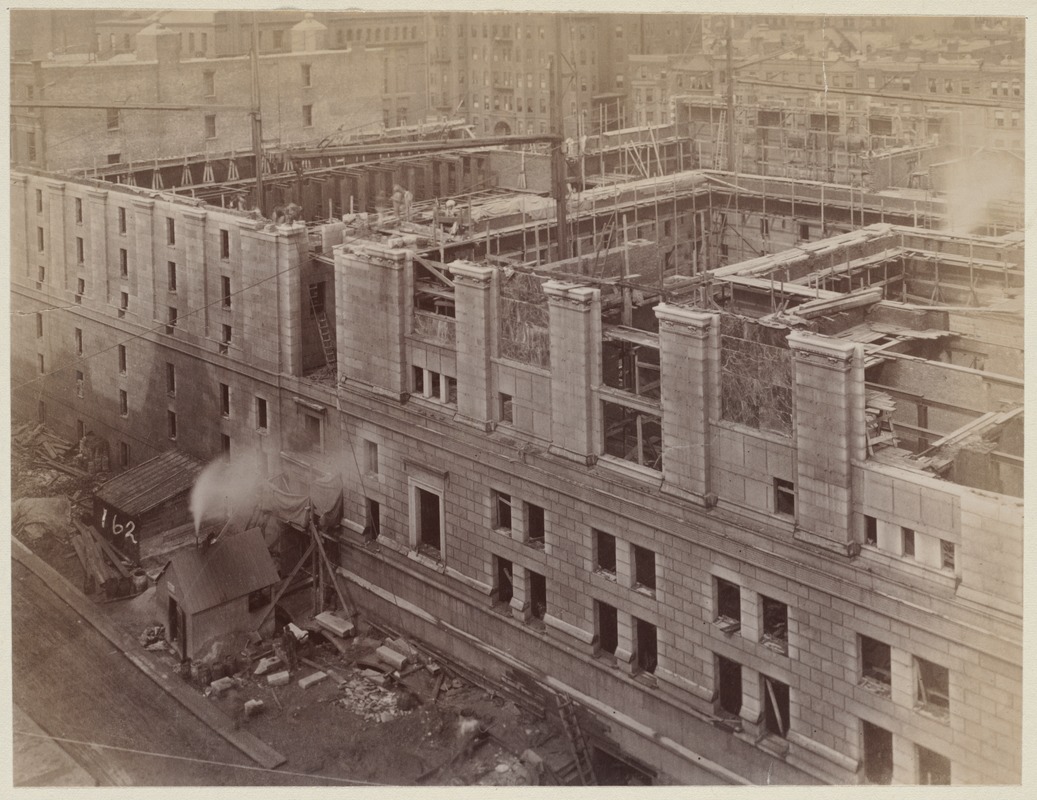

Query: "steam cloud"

xmin=190 ymin=450 xmax=267 ymax=533
xmin=939 ymin=152 xmax=1021 ymax=235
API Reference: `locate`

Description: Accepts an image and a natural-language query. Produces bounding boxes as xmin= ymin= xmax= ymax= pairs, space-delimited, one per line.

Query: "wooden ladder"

xmin=555 ymin=693 xmax=596 ymax=786
xmin=712 ymin=109 xmax=726 ymax=170
xmin=309 ymin=284 xmax=336 ymax=367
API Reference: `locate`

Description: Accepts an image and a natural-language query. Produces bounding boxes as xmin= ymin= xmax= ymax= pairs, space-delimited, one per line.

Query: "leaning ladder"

xmin=556 ymin=693 xmax=596 ymax=786
xmin=308 ymin=284 xmax=336 ymax=367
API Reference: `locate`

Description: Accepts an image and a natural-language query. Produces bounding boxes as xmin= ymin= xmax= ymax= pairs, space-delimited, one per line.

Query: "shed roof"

xmin=95 ymin=450 xmax=204 ymax=516
xmin=168 ymin=528 xmax=280 ymax=615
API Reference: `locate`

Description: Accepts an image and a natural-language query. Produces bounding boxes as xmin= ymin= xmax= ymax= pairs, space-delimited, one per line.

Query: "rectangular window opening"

xmin=525 ymin=502 xmax=545 ymax=548
xmin=774 ymin=478 xmax=795 ymax=516
xmin=860 ymin=635 xmax=892 ymax=693
xmin=633 ymin=544 xmax=656 ymax=593
xmin=364 ymin=498 xmax=380 ymax=540
xmin=862 ymin=721 xmax=893 ymax=784
xmin=528 ymin=569 xmax=546 ymax=620
xmin=595 ymin=600 xmax=618 ymax=655
xmin=940 ymin=540 xmax=955 ymax=571
xmin=118 ymin=344 xmax=127 ymax=374
xmin=219 ymin=383 xmax=230 ymax=417
xmin=119 ymin=389 xmax=128 ymax=416
xmin=220 ymin=229 xmax=230 ymax=259
xmin=168 ymin=262 xmax=177 ymax=291
xmin=167 ymin=409 xmax=178 ymax=440
xmin=917 ymin=745 xmax=951 ymax=785
xmin=864 ymin=515 xmax=877 ymax=545
xmin=634 ymin=617 xmax=657 ymax=674
xmin=762 ymin=676 xmax=789 ymax=738
xmin=165 ymin=362 xmax=176 ymax=395
xmin=902 ymin=527 xmax=915 ymax=558
xmin=594 ymin=529 xmax=617 ymax=577
xmin=417 ymin=487 xmax=442 ymax=556
xmin=761 ymin=596 xmax=788 ymax=653
xmin=915 ymin=657 xmax=949 ymax=717
xmin=221 ymin=275 xmax=232 ymax=307
xmin=492 ymin=490 xmax=512 ymax=531
xmin=716 ymin=655 xmax=743 ymax=717
xmin=256 ymin=397 xmax=268 ymax=430
xmin=494 ymin=556 xmax=514 ymax=605
xmin=715 ymin=578 xmax=741 ymax=632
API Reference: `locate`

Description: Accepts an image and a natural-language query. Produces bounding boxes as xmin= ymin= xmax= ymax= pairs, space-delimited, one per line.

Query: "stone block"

xmin=298 ymin=671 xmax=328 ymax=689
xmin=254 ymin=655 xmax=282 ymax=676
xmin=376 ymin=645 xmax=409 ymax=670
xmin=210 ymin=676 xmax=236 ymax=695
xmin=315 ymin=611 xmax=355 ymax=639
xmin=267 ymin=670 xmax=290 ymax=686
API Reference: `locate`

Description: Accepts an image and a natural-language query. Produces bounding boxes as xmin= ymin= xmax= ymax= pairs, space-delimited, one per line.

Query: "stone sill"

xmin=595 ymin=455 xmax=664 ymax=488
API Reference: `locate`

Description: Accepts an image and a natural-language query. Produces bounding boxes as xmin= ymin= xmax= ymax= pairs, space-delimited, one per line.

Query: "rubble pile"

xmin=336 ymin=671 xmax=404 ymax=723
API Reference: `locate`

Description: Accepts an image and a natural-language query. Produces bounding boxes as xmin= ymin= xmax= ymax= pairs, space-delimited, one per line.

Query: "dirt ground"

xmin=11 ymin=434 xmax=569 ymax=786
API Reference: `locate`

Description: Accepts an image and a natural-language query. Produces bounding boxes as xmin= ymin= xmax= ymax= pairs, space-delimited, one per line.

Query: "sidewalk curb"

xmin=13 ymin=538 xmax=287 ymax=770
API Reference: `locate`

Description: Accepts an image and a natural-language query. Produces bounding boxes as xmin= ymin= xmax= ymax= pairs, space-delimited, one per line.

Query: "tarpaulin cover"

xmin=261 ymin=473 xmax=343 ymax=532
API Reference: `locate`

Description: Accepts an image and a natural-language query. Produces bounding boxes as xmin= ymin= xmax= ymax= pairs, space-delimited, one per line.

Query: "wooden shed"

xmin=93 ymin=450 xmax=203 ymax=562
xmin=155 ymin=528 xmax=280 ymax=661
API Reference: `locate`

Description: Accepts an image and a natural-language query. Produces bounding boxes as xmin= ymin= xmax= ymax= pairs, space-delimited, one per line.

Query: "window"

xmin=760 ymin=596 xmax=788 ymax=653
xmin=864 ymin=515 xmax=877 ymax=546
xmin=165 ymin=362 xmax=176 ymax=395
xmin=915 ymin=657 xmax=949 ymax=717
xmin=220 ymin=229 xmax=230 ymax=259
xmin=219 ymin=383 xmax=230 ymax=417
xmin=203 ymin=70 xmax=215 ymax=97
xmin=594 ymin=529 xmax=617 ymax=577
xmin=634 ymin=617 xmax=657 ymax=674
xmin=75 ymin=198 xmax=83 ymax=223
xmin=1010 ymin=110 xmax=1020 ymax=128
xmin=35 ymin=312 xmax=43 ymax=338
xmin=119 ymin=389 xmax=128 ymax=416
xmin=38 ymin=265 xmax=46 ymax=283
xmin=167 ymin=410 xmax=178 ymax=440
xmin=499 ymin=393 xmax=513 ymax=424
xmin=119 ymin=441 xmax=130 ymax=467
xmin=119 ymin=291 xmax=129 ymax=316
xmin=221 ymin=324 xmax=232 ymax=347
xmin=862 ymin=721 xmax=893 ymax=784
xmin=595 ymin=600 xmax=618 ymax=655
xmin=35 ymin=188 xmax=43 ymax=213
xmin=75 ymin=371 xmax=85 ymax=398
xmin=273 ymin=30 xmax=284 ymax=49
xmin=76 ymin=278 xmax=85 ymax=300
xmin=166 ymin=217 xmax=176 ymax=246
xmin=166 ymin=306 xmax=178 ymax=334
xmin=204 ymin=114 xmax=217 ymax=139
xmin=303 ymin=104 xmax=313 ymax=127
xmin=798 ymin=222 xmax=810 ymax=242
xmin=221 ymin=276 xmax=232 ymax=307
xmin=118 ymin=344 xmax=127 ymax=374
xmin=74 ymin=327 xmax=83 ymax=355
xmin=940 ymin=540 xmax=955 ymax=571
xmin=118 ymin=207 xmax=127 ymax=234
xmin=525 ymin=502 xmax=545 ymax=548
xmin=762 ymin=675 xmax=789 ymax=738
xmin=716 ymin=655 xmax=742 ymax=716
xmin=715 ymin=578 xmax=741 ymax=632
xmin=994 ymin=110 xmax=1005 ymax=128
xmin=774 ymin=478 xmax=795 ymax=516
xmin=167 ymin=262 xmax=177 ymax=291
xmin=118 ymin=248 xmax=129 ymax=277
xmin=860 ymin=635 xmax=891 ymax=692
xmin=364 ymin=498 xmax=380 ymax=539
xmin=76 ymin=236 xmax=84 ymax=264
xmin=492 ymin=490 xmax=512 ymax=531
xmin=528 ymin=569 xmax=547 ymax=620
xmin=107 ymin=153 xmax=121 ymax=166
xmin=902 ymin=527 xmax=915 ymax=557
xmin=494 ymin=556 xmax=514 ymax=605
xmin=302 ymin=413 xmax=323 ymax=452
xmin=27 ymin=132 xmax=37 ymax=163
xmin=221 ymin=434 xmax=231 ymax=455
xmin=37 ymin=227 xmax=45 ymax=252
xmin=106 ymin=108 xmax=119 ymax=131
xmin=416 ymin=486 xmax=442 ymax=556
xmin=633 ymin=545 xmax=656 ymax=593
xmin=301 ymin=63 xmax=312 ymax=87
xmin=917 ymin=745 xmax=951 ymax=785
xmin=256 ymin=397 xmax=268 ymax=431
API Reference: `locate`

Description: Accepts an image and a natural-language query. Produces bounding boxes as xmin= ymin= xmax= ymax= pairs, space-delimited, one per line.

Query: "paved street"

xmin=11 ymin=559 xmax=353 ymax=786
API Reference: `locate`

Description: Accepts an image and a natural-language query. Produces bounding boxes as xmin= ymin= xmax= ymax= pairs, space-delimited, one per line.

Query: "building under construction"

xmin=11 ymin=118 xmax=1023 ymax=783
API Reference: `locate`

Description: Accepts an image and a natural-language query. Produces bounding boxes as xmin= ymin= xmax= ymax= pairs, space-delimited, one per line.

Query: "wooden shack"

xmin=92 ymin=450 xmax=203 ymax=562
xmin=155 ymin=528 xmax=280 ymax=661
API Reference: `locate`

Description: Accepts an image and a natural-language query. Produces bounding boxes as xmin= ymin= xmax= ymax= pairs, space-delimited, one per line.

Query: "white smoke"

xmin=190 ymin=450 xmax=267 ymax=534
xmin=939 ymin=152 xmax=1022 ymax=235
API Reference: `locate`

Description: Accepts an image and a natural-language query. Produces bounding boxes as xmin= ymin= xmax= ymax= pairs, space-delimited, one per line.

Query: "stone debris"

xmin=335 ymin=669 xmax=405 ymax=723
xmin=298 ymin=671 xmax=328 ymax=689
xmin=315 ymin=611 xmax=355 ymax=639
xmin=376 ymin=645 xmax=409 ymax=671
xmin=267 ymin=670 xmax=290 ymax=687
xmin=244 ymin=699 xmax=265 ymax=718
xmin=254 ymin=655 xmax=282 ymax=676
xmin=210 ymin=676 xmax=236 ymax=695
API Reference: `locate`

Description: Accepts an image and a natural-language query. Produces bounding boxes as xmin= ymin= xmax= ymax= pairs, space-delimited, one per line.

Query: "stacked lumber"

xmin=71 ymin=519 xmax=134 ymax=597
xmin=12 ymin=423 xmax=89 ymax=478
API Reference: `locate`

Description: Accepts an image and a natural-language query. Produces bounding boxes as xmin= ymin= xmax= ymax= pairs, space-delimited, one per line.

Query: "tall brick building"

xmin=11 ymin=146 xmax=1022 ymax=784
